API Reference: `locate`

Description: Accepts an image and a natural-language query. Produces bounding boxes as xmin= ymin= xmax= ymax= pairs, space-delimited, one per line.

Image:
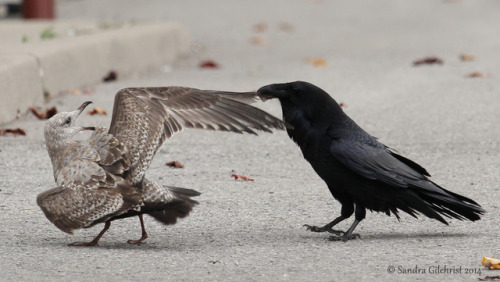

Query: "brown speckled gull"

xmin=37 ymin=87 xmax=286 ymax=246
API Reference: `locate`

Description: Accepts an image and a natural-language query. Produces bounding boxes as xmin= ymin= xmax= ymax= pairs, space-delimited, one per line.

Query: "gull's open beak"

xmin=77 ymin=101 xmax=93 ymax=114
xmin=76 ymin=101 xmax=95 ymax=131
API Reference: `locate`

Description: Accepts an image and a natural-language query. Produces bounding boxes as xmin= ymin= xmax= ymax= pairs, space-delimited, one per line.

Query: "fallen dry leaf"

xmin=0 ymin=128 xmax=26 ymax=136
xmin=478 ymin=276 xmax=500 ymax=281
xmin=62 ymin=88 xmax=95 ymax=96
xmin=166 ymin=161 xmax=184 ymax=168
xmin=459 ymin=53 xmax=476 ymax=62
xmin=67 ymin=89 xmax=82 ymax=95
xmin=482 ymin=257 xmax=500 ymax=270
xmin=413 ymin=57 xmax=444 ymax=66
xmin=82 ymin=88 xmax=95 ymax=95
xmin=29 ymin=106 xmax=57 ymax=119
xmin=103 ymin=71 xmax=117 ymax=82
xmin=466 ymin=72 xmax=488 ymax=78
xmin=251 ymin=35 xmax=267 ymax=45
xmin=199 ymin=60 xmax=219 ymax=69
xmin=231 ymin=174 xmax=254 ymax=181
xmin=278 ymin=22 xmax=295 ymax=32
xmin=87 ymin=107 xmax=107 ymax=115
xmin=253 ymin=22 xmax=268 ymax=32
xmin=306 ymin=57 xmax=327 ymax=67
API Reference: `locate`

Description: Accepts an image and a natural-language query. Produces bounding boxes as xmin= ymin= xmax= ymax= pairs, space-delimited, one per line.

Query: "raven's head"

xmin=257 ymin=81 xmax=344 ymax=128
xmin=257 ymin=81 xmax=334 ymax=103
xmin=257 ymin=82 xmax=294 ymax=101
xmin=44 ymin=101 xmax=95 ymax=143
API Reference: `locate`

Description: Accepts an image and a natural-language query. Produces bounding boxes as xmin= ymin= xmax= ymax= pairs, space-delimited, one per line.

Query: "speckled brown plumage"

xmin=37 ymin=87 xmax=285 ymax=246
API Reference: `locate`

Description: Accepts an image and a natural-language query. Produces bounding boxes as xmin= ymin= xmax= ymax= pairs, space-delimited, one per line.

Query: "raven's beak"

xmin=257 ymin=83 xmax=290 ymax=101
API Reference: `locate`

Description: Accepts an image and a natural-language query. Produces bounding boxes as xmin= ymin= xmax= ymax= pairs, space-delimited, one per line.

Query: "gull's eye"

xmin=63 ymin=117 xmax=71 ymax=125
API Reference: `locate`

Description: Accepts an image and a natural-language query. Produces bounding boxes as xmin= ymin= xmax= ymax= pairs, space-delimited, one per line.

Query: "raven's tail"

xmin=398 ymin=184 xmax=485 ymax=224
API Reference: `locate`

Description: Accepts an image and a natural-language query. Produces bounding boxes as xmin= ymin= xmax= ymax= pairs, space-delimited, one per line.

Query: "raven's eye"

xmin=63 ymin=117 xmax=71 ymax=125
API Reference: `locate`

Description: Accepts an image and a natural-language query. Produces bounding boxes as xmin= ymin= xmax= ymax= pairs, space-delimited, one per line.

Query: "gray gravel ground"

xmin=1 ymin=0 xmax=499 ymax=281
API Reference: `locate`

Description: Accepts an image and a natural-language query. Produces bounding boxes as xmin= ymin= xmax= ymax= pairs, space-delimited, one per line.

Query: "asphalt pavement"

xmin=1 ymin=0 xmax=499 ymax=281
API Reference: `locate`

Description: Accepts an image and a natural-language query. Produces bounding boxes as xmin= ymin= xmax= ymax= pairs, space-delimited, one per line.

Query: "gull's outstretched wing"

xmin=108 ymin=87 xmax=286 ymax=184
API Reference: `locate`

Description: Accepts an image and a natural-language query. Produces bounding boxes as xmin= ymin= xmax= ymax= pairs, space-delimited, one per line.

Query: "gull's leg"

xmin=69 ymin=221 xmax=111 ymax=247
xmin=127 ymin=214 xmax=148 ymax=245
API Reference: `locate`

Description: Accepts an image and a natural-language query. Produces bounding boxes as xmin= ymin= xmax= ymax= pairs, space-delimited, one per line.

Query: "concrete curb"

xmin=0 ymin=20 xmax=190 ymax=125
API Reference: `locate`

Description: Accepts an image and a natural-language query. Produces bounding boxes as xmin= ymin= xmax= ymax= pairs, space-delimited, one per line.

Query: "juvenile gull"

xmin=37 ymin=87 xmax=285 ymax=246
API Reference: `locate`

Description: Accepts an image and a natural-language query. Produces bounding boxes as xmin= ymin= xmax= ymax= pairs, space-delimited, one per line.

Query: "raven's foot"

xmin=328 ymin=233 xmax=361 ymax=242
xmin=303 ymin=224 xmax=345 ymax=236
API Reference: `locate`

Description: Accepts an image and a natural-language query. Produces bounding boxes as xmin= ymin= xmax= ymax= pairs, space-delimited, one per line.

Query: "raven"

xmin=257 ymin=81 xmax=485 ymax=241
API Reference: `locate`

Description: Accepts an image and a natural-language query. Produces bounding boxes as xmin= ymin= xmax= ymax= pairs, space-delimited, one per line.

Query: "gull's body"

xmin=37 ymin=87 xmax=285 ymax=246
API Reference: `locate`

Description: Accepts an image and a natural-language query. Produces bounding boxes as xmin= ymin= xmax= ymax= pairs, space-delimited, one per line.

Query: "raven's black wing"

xmin=329 ymin=138 xmax=449 ymax=196
xmin=329 ymin=137 xmax=484 ymax=221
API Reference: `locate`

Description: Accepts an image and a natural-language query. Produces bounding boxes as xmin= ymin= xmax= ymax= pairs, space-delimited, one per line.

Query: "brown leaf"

xmin=278 ymin=22 xmax=295 ymax=32
xmin=199 ymin=60 xmax=219 ymax=69
xmin=29 ymin=106 xmax=57 ymax=119
xmin=65 ymin=89 xmax=81 ymax=95
xmin=166 ymin=161 xmax=184 ymax=168
xmin=306 ymin=57 xmax=327 ymax=67
xmin=466 ymin=72 xmax=488 ymax=78
xmin=231 ymin=174 xmax=254 ymax=181
xmin=482 ymin=257 xmax=500 ymax=270
xmin=87 ymin=107 xmax=107 ymax=115
xmin=253 ymin=22 xmax=268 ymax=32
xmin=63 ymin=88 xmax=95 ymax=95
xmin=413 ymin=57 xmax=444 ymax=66
xmin=459 ymin=53 xmax=475 ymax=62
xmin=103 ymin=71 xmax=117 ymax=82
xmin=82 ymin=88 xmax=95 ymax=95
xmin=478 ymin=276 xmax=500 ymax=281
xmin=0 ymin=128 xmax=26 ymax=136
xmin=250 ymin=35 xmax=267 ymax=45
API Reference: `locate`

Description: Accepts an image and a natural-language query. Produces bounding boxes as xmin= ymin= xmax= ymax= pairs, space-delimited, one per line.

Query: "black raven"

xmin=257 ymin=81 xmax=485 ymax=241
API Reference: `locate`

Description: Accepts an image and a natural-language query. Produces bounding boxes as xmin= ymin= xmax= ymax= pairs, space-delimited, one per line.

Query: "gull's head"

xmin=44 ymin=101 xmax=95 ymax=143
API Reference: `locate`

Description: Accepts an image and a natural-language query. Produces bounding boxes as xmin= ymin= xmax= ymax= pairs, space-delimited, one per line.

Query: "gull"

xmin=37 ymin=86 xmax=285 ymax=246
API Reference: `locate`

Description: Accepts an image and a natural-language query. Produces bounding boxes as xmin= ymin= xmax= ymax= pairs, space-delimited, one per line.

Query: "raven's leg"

xmin=127 ymin=214 xmax=148 ymax=245
xmin=329 ymin=205 xmax=365 ymax=241
xmin=304 ymin=216 xmax=346 ymax=235
xmin=69 ymin=221 xmax=111 ymax=247
xmin=304 ymin=203 xmax=354 ymax=235
xmin=329 ymin=219 xmax=362 ymax=241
